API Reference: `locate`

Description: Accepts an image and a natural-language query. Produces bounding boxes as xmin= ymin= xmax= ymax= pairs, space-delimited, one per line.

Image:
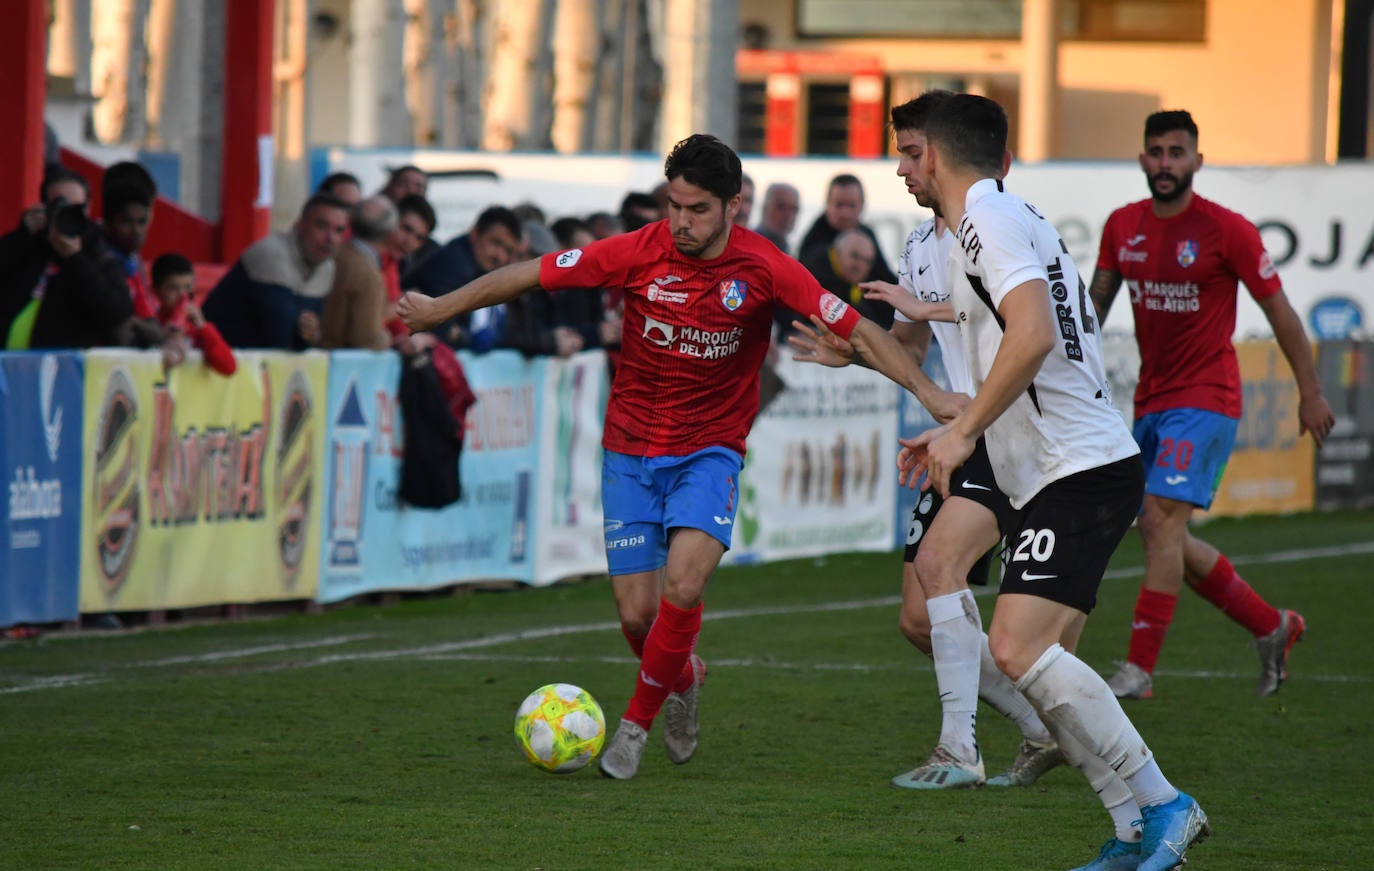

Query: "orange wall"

xmin=740 ymin=0 xmax=1335 ymax=164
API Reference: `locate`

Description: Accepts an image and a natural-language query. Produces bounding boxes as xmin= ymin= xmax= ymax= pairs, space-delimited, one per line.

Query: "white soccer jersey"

xmin=948 ymin=179 xmax=1139 ymax=508
xmin=895 ymin=218 xmax=973 ymax=395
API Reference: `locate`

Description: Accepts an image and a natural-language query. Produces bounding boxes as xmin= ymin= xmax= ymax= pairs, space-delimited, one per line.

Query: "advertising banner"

xmin=893 ymin=341 xmax=950 ymax=551
xmin=1202 ymin=341 xmax=1315 ymax=518
xmin=532 ymin=351 xmax=610 ymax=585
xmin=726 ymin=356 xmax=899 ymax=564
xmin=318 ymin=350 xmax=544 ymax=604
xmin=1314 ymin=340 xmax=1374 ymax=510
xmin=1 ymin=353 xmax=83 ymax=626
xmin=79 ymin=351 xmax=327 ymax=612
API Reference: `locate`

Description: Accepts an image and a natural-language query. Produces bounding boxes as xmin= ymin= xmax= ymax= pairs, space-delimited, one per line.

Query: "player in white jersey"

xmin=793 ymin=92 xmax=1064 ymax=793
xmin=898 ymin=93 xmax=1209 ymax=871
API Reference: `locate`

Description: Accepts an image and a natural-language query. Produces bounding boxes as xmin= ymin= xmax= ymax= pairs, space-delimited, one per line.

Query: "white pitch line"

xmin=4 ymin=540 xmax=1371 ymax=694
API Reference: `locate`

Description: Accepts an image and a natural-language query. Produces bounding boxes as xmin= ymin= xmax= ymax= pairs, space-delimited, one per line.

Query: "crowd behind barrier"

xmin=4 ymin=339 xmax=1365 ymax=631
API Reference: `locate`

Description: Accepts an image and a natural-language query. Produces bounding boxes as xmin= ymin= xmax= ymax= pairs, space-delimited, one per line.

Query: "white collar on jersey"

xmin=964 ymin=177 xmax=1005 ymax=212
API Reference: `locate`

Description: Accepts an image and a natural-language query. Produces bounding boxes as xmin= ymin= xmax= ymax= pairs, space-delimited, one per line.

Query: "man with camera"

xmin=0 ymin=169 xmax=133 ymax=349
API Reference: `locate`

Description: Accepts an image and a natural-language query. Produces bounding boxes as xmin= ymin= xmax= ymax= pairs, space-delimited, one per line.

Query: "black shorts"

xmin=903 ymin=438 xmax=1016 ymax=585
xmin=998 ymin=456 xmax=1144 ymax=613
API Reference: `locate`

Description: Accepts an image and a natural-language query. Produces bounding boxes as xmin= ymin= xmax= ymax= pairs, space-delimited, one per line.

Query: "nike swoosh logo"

xmin=1127 ymin=235 xmax=1147 ymax=245
xmin=1020 ymin=572 xmax=1057 ymax=581
xmin=713 ymin=515 xmax=733 ymax=526
xmin=639 ymin=671 xmax=663 ymax=687
xmin=917 ymin=265 xmax=930 ymax=275
xmin=961 ymin=480 xmax=992 ymax=491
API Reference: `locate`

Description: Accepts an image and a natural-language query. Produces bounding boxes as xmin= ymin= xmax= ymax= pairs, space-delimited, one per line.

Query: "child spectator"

xmin=152 ymin=254 xmax=237 ymax=376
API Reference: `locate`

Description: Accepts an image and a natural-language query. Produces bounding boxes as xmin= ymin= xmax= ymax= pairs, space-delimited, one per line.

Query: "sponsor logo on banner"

xmin=11 ymin=356 xmax=67 ymax=529
xmin=1177 ymin=240 xmax=1198 ymax=267
xmin=327 ymin=380 xmax=370 ymax=571
xmin=1309 ymin=296 xmax=1364 ymax=340
xmin=93 ymin=367 xmax=140 ymax=594
xmin=556 ymin=249 xmax=582 ymax=268
xmin=719 ymin=279 xmax=747 ymax=311
xmin=40 ymin=355 xmax=63 ymax=463
xmin=275 ymin=369 xmax=315 ymax=588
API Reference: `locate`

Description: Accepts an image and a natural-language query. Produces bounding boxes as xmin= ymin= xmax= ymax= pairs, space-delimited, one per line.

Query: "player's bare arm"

xmin=859 ymin=280 xmax=956 ymax=325
xmin=788 ymin=318 xmax=856 ymax=368
xmin=397 ymin=259 xmax=543 ymax=333
xmin=891 ymin=319 xmax=933 ymax=366
xmin=846 ymin=317 xmax=968 ymax=423
xmin=911 ymin=280 xmax=1056 ymax=496
xmin=1087 ymin=266 xmax=1123 ymax=326
xmin=1256 ymin=291 xmax=1336 ymax=446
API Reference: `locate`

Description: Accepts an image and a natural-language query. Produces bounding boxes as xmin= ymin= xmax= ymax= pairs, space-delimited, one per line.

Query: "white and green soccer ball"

xmin=513 ymin=683 xmax=606 ymax=773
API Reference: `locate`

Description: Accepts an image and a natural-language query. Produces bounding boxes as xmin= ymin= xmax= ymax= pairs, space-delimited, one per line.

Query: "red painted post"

xmin=0 ymin=0 xmax=49 ymax=227
xmin=219 ymin=0 xmax=275 ymax=263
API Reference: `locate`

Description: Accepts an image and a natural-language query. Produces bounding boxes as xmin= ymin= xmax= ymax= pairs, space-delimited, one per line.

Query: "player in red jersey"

xmin=1089 ymin=110 xmax=1335 ymax=700
xmin=398 ymin=134 xmax=961 ymax=779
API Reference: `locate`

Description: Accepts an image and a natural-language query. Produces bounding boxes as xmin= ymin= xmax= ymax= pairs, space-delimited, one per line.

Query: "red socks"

xmin=1191 ymin=554 xmax=1281 ymax=637
xmin=624 ymin=597 xmax=701 ymax=729
xmin=621 ymin=625 xmax=646 ymax=659
xmin=1126 ymin=588 xmax=1177 ymax=673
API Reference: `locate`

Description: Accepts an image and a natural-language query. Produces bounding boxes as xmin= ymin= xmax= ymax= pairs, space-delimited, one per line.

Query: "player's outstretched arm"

xmin=847 ymin=317 xmax=968 ymax=423
xmin=1257 ymin=291 xmax=1335 ymax=446
xmin=788 ymin=318 xmax=856 ymax=367
xmin=1087 ymin=267 xmax=1122 ymax=327
xmin=859 ymin=280 xmax=956 ymax=324
xmin=397 ymin=259 xmax=543 ymax=334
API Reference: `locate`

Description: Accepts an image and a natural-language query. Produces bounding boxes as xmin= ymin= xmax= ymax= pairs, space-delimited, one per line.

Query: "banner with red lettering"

xmin=79 ymin=351 xmax=327 ymax=612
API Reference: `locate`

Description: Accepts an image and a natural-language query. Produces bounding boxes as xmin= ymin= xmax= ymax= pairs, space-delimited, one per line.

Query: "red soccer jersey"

xmin=1097 ymin=194 xmax=1283 ymax=418
xmin=540 ymin=221 xmax=861 ymax=457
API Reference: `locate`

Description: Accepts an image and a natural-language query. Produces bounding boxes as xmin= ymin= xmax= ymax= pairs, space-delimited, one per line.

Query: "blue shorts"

xmin=1133 ymin=408 xmax=1238 ymax=510
xmin=601 ymin=447 xmax=744 ymax=576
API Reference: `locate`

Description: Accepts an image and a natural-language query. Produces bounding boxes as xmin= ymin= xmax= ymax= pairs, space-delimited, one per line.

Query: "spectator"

xmin=512 ymin=201 xmax=547 ymax=226
xmin=790 ymin=229 xmax=894 ymax=332
xmin=317 ymin=171 xmax=363 ymax=207
xmin=500 ymin=221 xmax=585 ymax=358
xmin=395 ymin=193 xmax=439 ymax=274
xmin=734 ymin=173 xmax=755 ymax=226
xmin=321 ymin=196 xmax=396 ymax=350
xmin=755 ymin=182 xmax=800 ymax=254
xmin=104 ymin=160 xmax=157 ymax=201
xmin=402 ymin=205 xmax=522 ymax=348
xmin=618 ymin=191 xmax=662 ymax=233
xmin=101 ymin=181 xmax=158 ymax=319
xmin=586 ymin=211 xmax=622 ymax=240
xmin=0 ymin=169 xmax=133 ymax=349
xmin=202 ymin=193 xmax=349 ymax=349
xmin=797 ymin=174 xmax=897 ymax=284
xmin=150 ymin=253 xmax=236 ymax=376
xmin=379 ymin=165 xmax=428 ymax=203
xmin=548 ymin=216 xmax=622 ymax=355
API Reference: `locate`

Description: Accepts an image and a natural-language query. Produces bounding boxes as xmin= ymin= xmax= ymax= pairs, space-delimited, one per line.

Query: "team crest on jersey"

xmin=1176 ymin=240 xmax=1198 ymax=268
xmin=719 ymin=279 xmax=747 ymax=311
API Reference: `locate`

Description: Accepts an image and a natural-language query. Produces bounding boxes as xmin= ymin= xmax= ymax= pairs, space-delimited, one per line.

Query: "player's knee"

xmin=985 ymin=630 xmax=1027 ymax=683
xmin=617 ymin=604 xmax=655 ymax=637
xmin=912 ymin=544 xmax=961 ymax=596
xmin=1138 ymin=496 xmax=1191 ymax=540
xmin=661 ymin=572 xmax=708 ymax=610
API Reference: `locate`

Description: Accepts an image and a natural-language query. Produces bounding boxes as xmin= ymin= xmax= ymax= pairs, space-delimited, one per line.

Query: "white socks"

xmin=927 ymin=590 xmax=982 ymax=764
xmin=977 ymin=632 xmax=1053 ymax=745
xmin=1052 ymin=720 xmax=1144 ymax=842
xmin=1016 ymin=643 xmax=1180 ymax=812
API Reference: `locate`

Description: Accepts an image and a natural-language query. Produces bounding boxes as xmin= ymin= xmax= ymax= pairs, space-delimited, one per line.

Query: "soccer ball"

xmin=513 ymin=683 xmax=606 ymax=773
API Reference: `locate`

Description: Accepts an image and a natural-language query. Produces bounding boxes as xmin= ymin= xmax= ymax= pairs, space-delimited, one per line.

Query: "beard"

xmin=674 ymin=224 xmax=726 ymax=258
xmin=1148 ymin=170 xmax=1194 ymax=203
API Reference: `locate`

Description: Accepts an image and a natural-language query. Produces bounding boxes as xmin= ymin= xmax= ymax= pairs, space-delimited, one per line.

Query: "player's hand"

xmin=183 ymin=301 xmax=206 ymax=329
xmin=788 ymin=316 xmax=855 ymax=367
xmin=397 ymin=291 xmax=443 ymax=333
xmin=857 ymin=280 xmax=924 ymax=321
xmin=1298 ymin=390 xmax=1336 ymax=447
xmin=899 ymin=423 xmax=974 ymax=497
xmin=928 ymin=390 xmax=972 ymax=424
xmin=48 ymin=223 xmax=82 ymax=259
xmin=297 ymin=310 xmax=321 ymax=345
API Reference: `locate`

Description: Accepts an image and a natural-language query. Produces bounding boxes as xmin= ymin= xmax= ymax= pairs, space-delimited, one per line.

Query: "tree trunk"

xmin=481 ymin=0 xmax=553 ymax=151
xmin=451 ymin=0 xmax=489 ymax=149
xmin=591 ymin=0 xmax=626 ymax=152
xmin=350 ymin=0 xmax=413 ymax=147
xmin=92 ymin=0 xmax=150 ymax=144
xmin=551 ymin=0 xmax=599 ymax=153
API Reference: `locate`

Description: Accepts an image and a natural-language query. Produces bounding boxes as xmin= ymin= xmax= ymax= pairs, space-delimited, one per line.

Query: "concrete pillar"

xmin=349 ymin=0 xmax=412 ymax=147
xmin=1019 ymin=0 xmax=1060 ymax=162
xmin=658 ymin=0 xmax=739 ymax=154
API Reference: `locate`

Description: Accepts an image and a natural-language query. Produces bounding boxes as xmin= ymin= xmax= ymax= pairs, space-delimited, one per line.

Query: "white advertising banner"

xmin=317 ymin=147 xmax=1373 ymax=341
xmin=725 ymin=356 xmax=900 ymax=564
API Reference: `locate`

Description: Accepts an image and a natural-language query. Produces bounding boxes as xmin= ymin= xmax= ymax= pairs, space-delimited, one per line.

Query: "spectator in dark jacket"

xmin=796 ymin=174 xmax=897 ymax=285
xmin=500 ymin=221 xmax=584 ymax=358
xmin=201 ymin=194 xmax=348 ymax=349
xmin=402 ymin=205 xmax=521 ymax=349
xmin=0 ymin=169 xmax=133 ymax=349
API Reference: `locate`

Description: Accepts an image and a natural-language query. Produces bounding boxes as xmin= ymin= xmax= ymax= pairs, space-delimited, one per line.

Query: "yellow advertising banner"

xmin=80 ymin=351 xmax=327 ymax=611
xmin=1203 ymin=341 xmax=1316 ymax=518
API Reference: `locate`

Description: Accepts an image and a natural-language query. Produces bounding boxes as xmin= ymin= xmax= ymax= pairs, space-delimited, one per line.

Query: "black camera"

xmin=47 ymin=196 xmax=91 ymax=237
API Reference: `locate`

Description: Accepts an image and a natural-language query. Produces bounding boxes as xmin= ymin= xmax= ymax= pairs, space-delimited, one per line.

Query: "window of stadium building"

xmin=795 ymin=0 xmax=1206 ymax=42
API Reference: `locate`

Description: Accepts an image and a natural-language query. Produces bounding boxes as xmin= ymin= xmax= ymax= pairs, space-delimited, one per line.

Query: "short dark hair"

xmin=151 ymin=252 xmax=194 ymax=287
xmin=101 ymin=181 xmax=153 ymax=221
xmin=40 ymin=167 xmax=89 ymax=203
xmin=827 ymin=174 xmax=864 ymax=196
xmin=890 ymin=89 xmax=957 ymax=134
xmin=104 ymin=160 xmax=157 ymax=199
xmin=550 ymin=216 xmax=590 ymax=248
xmin=1144 ymin=110 xmax=1198 ymax=144
xmin=663 ymin=134 xmax=742 ymax=205
xmin=317 ymin=171 xmax=362 ymax=196
xmin=396 ymin=194 xmax=437 ymax=234
xmin=617 ymin=192 xmax=661 ymax=231
xmin=385 ymin=164 xmax=426 ymax=187
xmin=923 ymin=93 xmax=1008 ymax=177
xmin=299 ymin=193 xmax=350 ymax=220
xmin=473 ymin=205 xmax=521 ymax=239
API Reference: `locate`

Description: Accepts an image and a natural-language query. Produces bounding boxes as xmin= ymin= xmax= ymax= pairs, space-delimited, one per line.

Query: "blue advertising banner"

xmin=319 ymin=350 xmax=545 ymax=603
xmin=1 ymin=352 xmax=83 ymax=626
xmin=893 ymin=342 xmax=950 ymax=551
